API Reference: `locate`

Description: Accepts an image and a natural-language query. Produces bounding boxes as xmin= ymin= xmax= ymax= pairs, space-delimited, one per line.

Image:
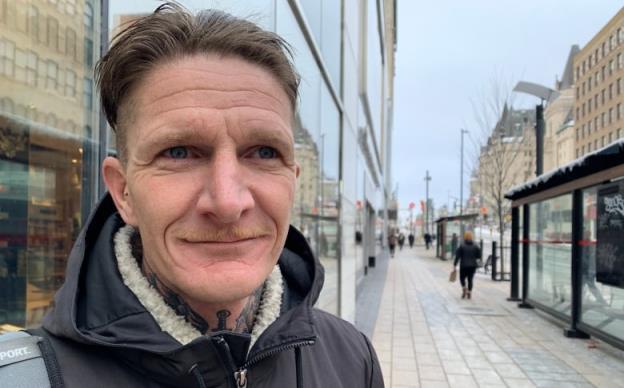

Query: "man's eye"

xmin=256 ymin=146 xmax=278 ymax=159
xmin=165 ymin=146 xmax=189 ymax=159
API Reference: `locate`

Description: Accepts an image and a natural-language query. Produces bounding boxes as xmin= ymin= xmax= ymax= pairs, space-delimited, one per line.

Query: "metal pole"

xmin=460 ymin=129 xmax=468 ymax=234
xmin=508 ymin=206 xmax=521 ymax=300
xmin=425 ymin=174 xmax=429 ymax=234
xmin=535 ymin=103 xmax=544 ymax=176
xmin=519 ymin=204 xmax=533 ymax=308
xmin=564 ymin=189 xmax=589 ymax=338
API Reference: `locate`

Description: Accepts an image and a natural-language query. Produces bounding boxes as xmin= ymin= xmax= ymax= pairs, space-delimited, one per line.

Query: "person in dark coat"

xmin=388 ymin=232 xmax=397 ymax=257
xmin=408 ymin=233 xmax=415 ymax=248
xmin=424 ymin=233 xmax=432 ymax=249
xmin=11 ymin=4 xmax=384 ymax=387
xmin=453 ymin=231 xmax=482 ymax=299
xmin=398 ymin=232 xmax=405 ymax=250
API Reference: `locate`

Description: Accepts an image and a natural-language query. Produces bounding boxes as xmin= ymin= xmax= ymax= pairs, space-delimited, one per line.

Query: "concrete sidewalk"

xmin=367 ymin=245 xmax=624 ymax=388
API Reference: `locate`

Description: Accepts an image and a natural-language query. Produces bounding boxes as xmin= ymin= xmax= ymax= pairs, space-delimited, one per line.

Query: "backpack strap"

xmin=0 ymin=329 xmax=65 ymax=388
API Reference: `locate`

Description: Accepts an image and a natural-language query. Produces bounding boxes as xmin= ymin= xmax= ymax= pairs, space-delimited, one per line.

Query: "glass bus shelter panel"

xmin=444 ymin=220 xmax=461 ymax=260
xmin=528 ymin=194 xmax=573 ymax=316
xmin=580 ymin=185 xmax=624 ymax=340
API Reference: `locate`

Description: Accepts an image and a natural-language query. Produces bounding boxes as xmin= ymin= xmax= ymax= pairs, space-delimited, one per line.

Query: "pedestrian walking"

xmin=398 ymin=232 xmax=405 ymax=251
xmin=388 ymin=233 xmax=397 ymax=257
xmin=453 ymin=231 xmax=482 ymax=299
xmin=408 ymin=233 xmax=415 ymax=248
xmin=424 ymin=233 xmax=432 ymax=249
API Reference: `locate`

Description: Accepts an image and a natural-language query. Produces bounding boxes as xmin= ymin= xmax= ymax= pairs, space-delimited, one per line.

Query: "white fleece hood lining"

xmin=113 ymin=225 xmax=283 ymax=348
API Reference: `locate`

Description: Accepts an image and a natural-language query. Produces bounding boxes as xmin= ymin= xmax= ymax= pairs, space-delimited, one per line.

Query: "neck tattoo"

xmin=142 ymin=263 xmax=265 ymax=335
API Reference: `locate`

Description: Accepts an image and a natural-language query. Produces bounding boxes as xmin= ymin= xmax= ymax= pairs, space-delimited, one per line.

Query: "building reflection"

xmin=0 ymin=0 xmax=100 ymax=327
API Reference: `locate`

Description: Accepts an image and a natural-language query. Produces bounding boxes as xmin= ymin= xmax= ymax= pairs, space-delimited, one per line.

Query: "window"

xmin=610 ymin=108 xmax=614 ymax=124
xmin=576 ymin=127 xmax=580 ymax=140
xmin=602 ymin=112 xmax=606 ymax=128
xmin=588 ymin=76 xmax=592 ymax=91
xmin=610 ymin=59 xmax=615 ymax=75
xmin=610 ymin=35 xmax=616 ymax=50
xmin=609 ymin=132 xmax=613 ymax=143
xmin=618 ymin=78 xmax=622 ymax=95
xmin=66 ymin=28 xmax=76 ymax=60
xmin=576 ymin=86 xmax=580 ymax=98
xmin=588 ymin=143 xmax=592 ymax=152
xmin=619 ymin=54 xmax=624 ymax=69
xmin=589 ymin=120 xmax=593 ymax=132
xmin=46 ymin=60 xmax=58 ymax=90
xmin=27 ymin=51 xmax=37 ymax=86
xmin=83 ymin=77 xmax=93 ymax=110
xmin=84 ymin=38 xmax=93 ymax=67
xmin=28 ymin=5 xmax=38 ymax=38
xmin=619 ymin=28 xmax=624 ymax=44
xmin=602 ymin=65 xmax=606 ymax=80
xmin=601 ymin=89 xmax=605 ymax=104
xmin=66 ymin=0 xmax=76 ymax=15
xmin=47 ymin=17 xmax=59 ymax=50
xmin=619 ymin=103 xmax=622 ymax=120
xmin=595 ymin=117 xmax=599 ymax=130
xmin=610 ymin=84 xmax=613 ymax=100
xmin=84 ymin=3 xmax=93 ymax=30
xmin=576 ymin=107 xmax=580 ymax=120
xmin=14 ymin=48 xmax=26 ymax=82
xmin=0 ymin=38 xmax=15 ymax=76
xmin=601 ymin=136 xmax=605 ymax=147
xmin=595 ymin=94 xmax=599 ymax=109
xmin=65 ymin=70 xmax=76 ymax=97
xmin=619 ymin=128 xmax=623 ymax=138
xmin=594 ymin=139 xmax=598 ymax=149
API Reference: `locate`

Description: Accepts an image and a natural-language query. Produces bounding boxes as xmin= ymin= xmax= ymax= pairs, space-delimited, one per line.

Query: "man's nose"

xmin=196 ymin=153 xmax=254 ymax=223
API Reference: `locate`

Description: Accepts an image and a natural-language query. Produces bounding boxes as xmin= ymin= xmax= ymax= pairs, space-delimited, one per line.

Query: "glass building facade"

xmin=0 ymin=0 xmax=101 ymax=327
xmin=1 ymin=0 xmax=395 ymax=326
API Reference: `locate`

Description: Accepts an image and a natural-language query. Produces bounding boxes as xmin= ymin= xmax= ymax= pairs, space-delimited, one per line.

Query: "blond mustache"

xmin=177 ymin=226 xmax=272 ymax=242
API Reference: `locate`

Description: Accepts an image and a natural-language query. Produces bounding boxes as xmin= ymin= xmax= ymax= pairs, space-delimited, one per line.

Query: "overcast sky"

xmin=392 ymin=1 xmax=623 ymax=217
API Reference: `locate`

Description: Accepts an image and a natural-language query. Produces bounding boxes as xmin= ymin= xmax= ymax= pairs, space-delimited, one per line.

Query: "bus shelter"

xmin=505 ymin=140 xmax=624 ymax=350
xmin=435 ymin=214 xmax=478 ymax=260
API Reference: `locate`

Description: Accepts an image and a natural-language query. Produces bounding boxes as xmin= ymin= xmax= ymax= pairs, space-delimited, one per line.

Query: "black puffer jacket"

xmin=34 ymin=195 xmax=384 ymax=387
xmin=453 ymin=241 xmax=481 ymax=269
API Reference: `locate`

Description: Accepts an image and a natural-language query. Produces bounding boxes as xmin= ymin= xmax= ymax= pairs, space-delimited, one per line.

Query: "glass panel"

xmin=527 ymin=194 xmax=573 ymax=316
xmin=320 ymin=0 xmax=341 ymax=90
xmin=365 ymin=0 xmax=382 ymax=144
xmin=0 ymin=0 xmax=101 ymax=328
xmin=277 ymin=3 xmax=339 ymax=314
xmin=315 ymin=82 xmax=340 ymax=315
xmin=445 ymin=220 xmax=460 ymax=260
xmin=580 ymin=184 xmax=624 ymax=340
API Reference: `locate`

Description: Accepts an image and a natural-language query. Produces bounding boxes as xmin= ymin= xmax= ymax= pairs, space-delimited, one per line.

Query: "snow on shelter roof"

xmin=505 ymin=139 xmax=624 ymax=200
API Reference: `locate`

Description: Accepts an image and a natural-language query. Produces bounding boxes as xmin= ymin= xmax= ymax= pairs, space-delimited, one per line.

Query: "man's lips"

xmin=181 ymin=236 xmax=263 ymax=244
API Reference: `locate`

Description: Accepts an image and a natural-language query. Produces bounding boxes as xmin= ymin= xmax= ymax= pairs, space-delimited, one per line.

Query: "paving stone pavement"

xmin=363 ymin=245 xmax=624 ymax=388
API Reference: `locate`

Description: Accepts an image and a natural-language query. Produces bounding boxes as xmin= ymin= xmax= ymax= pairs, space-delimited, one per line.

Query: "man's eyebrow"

xmin=243 ymin=130 xmax=294 ymax=151
xmin=140 ymin=128 xmax=209 ymax=149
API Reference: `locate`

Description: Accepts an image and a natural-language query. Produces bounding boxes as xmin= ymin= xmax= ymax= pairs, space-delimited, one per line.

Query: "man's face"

xmin=103 ymin=54 xmax=298 ymax=305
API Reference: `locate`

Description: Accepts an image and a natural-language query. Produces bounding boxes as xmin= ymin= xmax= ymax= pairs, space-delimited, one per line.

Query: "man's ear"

xmin=102 ymin=156 xmax=138 ymax=226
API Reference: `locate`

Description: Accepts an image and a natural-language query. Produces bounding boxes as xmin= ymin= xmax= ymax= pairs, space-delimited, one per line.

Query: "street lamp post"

xmin=460 ymin=128 xmax=469 ymax=235
xmin=424 ymin=170 xmax=431 ymax=235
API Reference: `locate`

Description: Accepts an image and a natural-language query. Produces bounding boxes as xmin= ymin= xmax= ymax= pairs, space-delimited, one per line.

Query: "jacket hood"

xmin=42 ymin=193 xmax=323 ymax=383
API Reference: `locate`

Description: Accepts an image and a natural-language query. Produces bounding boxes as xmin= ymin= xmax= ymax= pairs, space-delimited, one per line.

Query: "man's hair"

xmin=96 ymin=2 xmax=299 ymax=161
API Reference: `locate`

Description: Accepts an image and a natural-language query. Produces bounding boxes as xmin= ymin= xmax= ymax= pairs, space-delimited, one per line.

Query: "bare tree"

xmin=468 ymin=73 xmax=530 ymax=276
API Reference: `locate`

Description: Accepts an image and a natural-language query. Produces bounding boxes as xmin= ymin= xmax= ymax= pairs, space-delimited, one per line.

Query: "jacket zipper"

xmin=214 ymin=336 xmax=316 ymax=388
